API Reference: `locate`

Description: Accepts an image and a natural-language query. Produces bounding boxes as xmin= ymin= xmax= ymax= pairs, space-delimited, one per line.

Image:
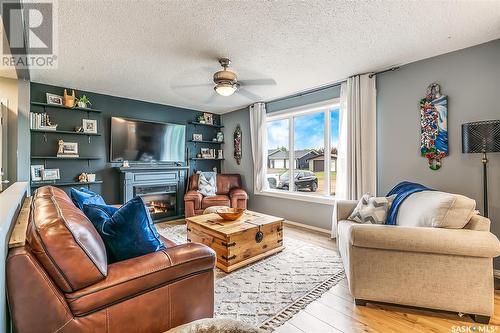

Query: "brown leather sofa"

xmin=184 ymin=174 xmax=248 ymax=217
xmin=6 ymin=186 xmax=216 ymax=333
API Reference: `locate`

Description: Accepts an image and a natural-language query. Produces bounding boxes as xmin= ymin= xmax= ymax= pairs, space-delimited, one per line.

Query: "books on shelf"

xmin=30 ymin=112 xmax=58 ymax=130
xmin=56 ymin=154 xmax=80 ymax=158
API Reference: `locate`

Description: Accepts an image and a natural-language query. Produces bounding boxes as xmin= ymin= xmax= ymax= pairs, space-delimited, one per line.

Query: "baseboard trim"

xmin=284 ymin=220 xmax=331 ymax=235
xmin=494 ymin=269 xmax=500 ymax=279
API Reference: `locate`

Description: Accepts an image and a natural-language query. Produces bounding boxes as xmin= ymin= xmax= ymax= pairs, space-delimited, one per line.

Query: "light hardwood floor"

xmin=279 ymin=223 xmax=500 ymax=333
xmin=164 ymin=219 xmax=500 ymax=332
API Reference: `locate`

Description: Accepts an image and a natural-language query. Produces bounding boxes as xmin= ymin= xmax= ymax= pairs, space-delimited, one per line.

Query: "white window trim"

xmin=259 ymin=98 xmax=340 ymax=204
xmin=257 ymin=189 xmax=335 ymax=205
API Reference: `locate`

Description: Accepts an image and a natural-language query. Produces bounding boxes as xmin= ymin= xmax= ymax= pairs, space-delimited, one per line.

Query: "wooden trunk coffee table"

xmin=185 ymin=210 xmax=284 ymax=273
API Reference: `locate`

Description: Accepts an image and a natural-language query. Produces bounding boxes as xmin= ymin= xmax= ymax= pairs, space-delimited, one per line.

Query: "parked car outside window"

xmin=276 ymin=170 xmax=318 ymax=192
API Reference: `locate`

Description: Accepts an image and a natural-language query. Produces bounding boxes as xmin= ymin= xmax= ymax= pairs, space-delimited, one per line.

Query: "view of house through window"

xmin=265 ymin=102 xmax=340 ymax=197
xmin=266 ymin=118 xmax=289 ymax=192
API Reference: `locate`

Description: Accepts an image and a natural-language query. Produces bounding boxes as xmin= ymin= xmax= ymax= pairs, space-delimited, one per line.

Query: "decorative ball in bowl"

xmin=216 ymin=208 xmax=246 ymax=221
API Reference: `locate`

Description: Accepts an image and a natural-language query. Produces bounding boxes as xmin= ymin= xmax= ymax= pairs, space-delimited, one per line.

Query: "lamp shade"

xmin=462 ymin=120 xmax=500 ymax=153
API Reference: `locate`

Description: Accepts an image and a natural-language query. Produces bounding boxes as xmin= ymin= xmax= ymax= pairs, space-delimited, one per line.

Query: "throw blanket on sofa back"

xmin=386 ymin=181 xmax=434 ymax=225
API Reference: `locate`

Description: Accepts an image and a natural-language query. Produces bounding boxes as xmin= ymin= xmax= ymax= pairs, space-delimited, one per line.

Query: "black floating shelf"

xmin=31 ymin=102 xmax=102 ymax=113
xmin=188 ymin=140 xmax=224 ymax=144
xmin=31 ymin=156 xmax=102 ymax=160
xmin=189 ymin=158 xmax=225 ymax=161
xmin=188 ymin=122 xmax=224 ymax=128
xmin=31 ymin=180 xmax=103 ymax=188
xmin=31 ymin=129 xmax=102 ymax=136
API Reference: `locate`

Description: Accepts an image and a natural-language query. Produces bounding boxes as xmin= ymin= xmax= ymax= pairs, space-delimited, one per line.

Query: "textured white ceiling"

xmin=29 ymin=0 xmax=500 ymax=114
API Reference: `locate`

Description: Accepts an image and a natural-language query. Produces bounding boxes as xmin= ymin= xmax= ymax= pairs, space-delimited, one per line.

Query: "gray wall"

xmin=377 ymin=39 xmax=500 ymax=267
xmin=16 ymin=80 xmax=30 ymax=182
xmin=222 ymin=39 xmax=500 ymax=237
xmin=222 ymin=85 xmax=341 ymax=230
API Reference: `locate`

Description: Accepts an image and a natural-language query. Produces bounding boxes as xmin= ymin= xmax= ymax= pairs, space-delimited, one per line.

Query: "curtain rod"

xmin=266 ymin=66 xmax=400 ymax=104
xmin=368 ymin=66 xmax=400 ymax=78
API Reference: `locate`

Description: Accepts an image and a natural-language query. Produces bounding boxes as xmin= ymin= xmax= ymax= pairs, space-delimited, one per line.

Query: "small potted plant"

xmin=76 ymin=95 xmax=92 ymax=108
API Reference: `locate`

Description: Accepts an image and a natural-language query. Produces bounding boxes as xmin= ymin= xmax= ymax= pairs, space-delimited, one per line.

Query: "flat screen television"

xmin=110 ymin=117 xmax=186 ymax=163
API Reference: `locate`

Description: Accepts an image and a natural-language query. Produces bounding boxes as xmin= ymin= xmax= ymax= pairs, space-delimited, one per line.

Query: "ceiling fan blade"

xmin=171 ymin=83 xmax=212 ymax=89
xmin=238 ymin=88 xmax=261 ymax=101
xmin=239 ymin=78 xmax=277 ymax=86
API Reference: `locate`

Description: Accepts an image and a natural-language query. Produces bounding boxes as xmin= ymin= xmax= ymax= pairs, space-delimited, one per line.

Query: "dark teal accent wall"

xmin=30 ymin=82 xmax=221 ymax=204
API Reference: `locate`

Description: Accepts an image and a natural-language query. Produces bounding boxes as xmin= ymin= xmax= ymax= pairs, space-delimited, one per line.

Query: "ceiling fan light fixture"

xmin=214 ymin=82 xmax=237 ymax=96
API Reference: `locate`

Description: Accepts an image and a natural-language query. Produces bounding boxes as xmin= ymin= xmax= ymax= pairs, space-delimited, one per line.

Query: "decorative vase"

xmin=63 ymin=89 xmax=76 ymax=108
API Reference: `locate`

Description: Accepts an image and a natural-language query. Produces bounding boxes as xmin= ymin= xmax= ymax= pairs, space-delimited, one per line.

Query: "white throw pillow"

xmin=198 ymin=173 xmax=217 ymax=197
xmin=396 ymin=191 xmax=476 ymax=229
xmin=348 ymin=193 xmax=396 ymax=224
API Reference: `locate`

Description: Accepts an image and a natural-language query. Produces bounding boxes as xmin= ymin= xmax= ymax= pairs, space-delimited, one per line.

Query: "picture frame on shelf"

xmin=31 ymin=165 xmax=44 ymax=181
xmin=200 ymin=148 xmax=211 ymax=158
xmin=203 ymin=112 xmax=214 ymax=125
xmin=41 ymin=169 xmax=60 ymax=181
xmin=193 ymin=133 xmax=203 ymax=141
xmin=82 ymin=119 xmax=97 ymax=133
xmin=57 ymin=140 xmax=79 ymax=157
xmin=46 ymin=93 xmax=63 ymax=105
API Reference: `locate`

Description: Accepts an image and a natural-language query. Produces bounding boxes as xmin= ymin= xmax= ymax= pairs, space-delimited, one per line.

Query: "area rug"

xmin=156 ymin=223 xmax=345 ymax=331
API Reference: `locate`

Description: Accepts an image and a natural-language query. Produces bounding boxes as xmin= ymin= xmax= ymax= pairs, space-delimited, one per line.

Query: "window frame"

xmin=261 ymin=98 xmax=340 ymax=204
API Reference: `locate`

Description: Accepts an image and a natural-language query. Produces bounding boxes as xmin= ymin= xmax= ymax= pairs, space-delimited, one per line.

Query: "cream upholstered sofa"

xmin=335 ymin=199 xmax=500 ymax=324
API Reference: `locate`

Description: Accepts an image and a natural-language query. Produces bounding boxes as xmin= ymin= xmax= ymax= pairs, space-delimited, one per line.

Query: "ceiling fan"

xmin=173 ymin=58 xmax=276 ymax=101
xmin=212 ymin=58 xmax=276 ymax=98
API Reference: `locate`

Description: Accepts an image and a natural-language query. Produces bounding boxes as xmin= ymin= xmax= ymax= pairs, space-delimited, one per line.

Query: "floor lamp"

xmin=462 ymin=120 xmax=500 ymax=218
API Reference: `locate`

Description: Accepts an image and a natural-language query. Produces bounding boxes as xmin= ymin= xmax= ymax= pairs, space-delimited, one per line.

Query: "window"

xmin=265 ymin=99 xmax=340 ymax=201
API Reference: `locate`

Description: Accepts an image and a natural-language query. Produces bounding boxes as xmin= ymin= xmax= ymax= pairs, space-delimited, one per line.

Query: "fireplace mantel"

xmin=115 ymin=165 xmax=189 ymax=172
xmin=115 ymin=166 xmax=188 ymax=222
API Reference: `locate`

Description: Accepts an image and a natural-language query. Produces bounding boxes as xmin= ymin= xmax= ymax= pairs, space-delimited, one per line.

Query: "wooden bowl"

xmin=216 ymin=208 xmax=246 ymax=221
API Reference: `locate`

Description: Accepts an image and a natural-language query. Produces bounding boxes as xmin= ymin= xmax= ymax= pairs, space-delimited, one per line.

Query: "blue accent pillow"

xmin=70 ymin=187 xmax=106 ymax=210
xmin=82 ymin=196 xmax=165 ymax=263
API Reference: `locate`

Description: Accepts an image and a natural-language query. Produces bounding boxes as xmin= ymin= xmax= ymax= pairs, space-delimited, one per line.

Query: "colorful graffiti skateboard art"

xmin=420 ymin=83 xmax=448 ymax=170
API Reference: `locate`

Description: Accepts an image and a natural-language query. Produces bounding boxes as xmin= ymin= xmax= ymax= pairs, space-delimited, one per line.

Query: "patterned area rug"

xmin=156 ymin=223 xmax=345 ymax=331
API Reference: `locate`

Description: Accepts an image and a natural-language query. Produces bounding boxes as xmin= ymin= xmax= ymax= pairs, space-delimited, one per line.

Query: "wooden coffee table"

xmin=185 ymin=210 xmax=284 ymax=273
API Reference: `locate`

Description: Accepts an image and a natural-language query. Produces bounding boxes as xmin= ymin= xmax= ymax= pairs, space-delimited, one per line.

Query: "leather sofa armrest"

xmin=65 ymin=243 xmax=216 ymax=316
xmin=229 ymin=188 xmax=248 ymax=199
xmin=184 ymin=190 xmax=203 ymax=209
xmin=347 ymin=223 xmax=500 ymax=258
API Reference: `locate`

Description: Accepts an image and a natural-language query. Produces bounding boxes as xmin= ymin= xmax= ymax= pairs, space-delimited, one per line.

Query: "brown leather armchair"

xmin=184 ymin=174 xmax=248 ymax=217
xmin=6 ymin=186 xmax=216 ymax=333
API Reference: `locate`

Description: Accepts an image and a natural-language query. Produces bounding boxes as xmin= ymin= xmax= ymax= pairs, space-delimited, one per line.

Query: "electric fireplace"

xmin=117 ymin=166 xmax=188 ymax=223
xmin=134 ymin=184 xmax=177 ymax=222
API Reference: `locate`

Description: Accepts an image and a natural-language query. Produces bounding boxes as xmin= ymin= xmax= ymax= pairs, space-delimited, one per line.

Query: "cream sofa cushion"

xmin=396 ymin=191 xmax=475 ymax=229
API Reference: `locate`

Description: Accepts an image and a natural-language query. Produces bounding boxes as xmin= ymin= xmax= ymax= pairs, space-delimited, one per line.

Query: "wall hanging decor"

xmin=234 ymin=125 xmax=242 ymax=165
xmin=420 ymin=83 xmax=448 ymax=170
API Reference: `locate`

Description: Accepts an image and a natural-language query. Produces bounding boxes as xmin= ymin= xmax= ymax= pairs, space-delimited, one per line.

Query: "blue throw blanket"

xmin=385 ymin=181 xmax=434 ymax=225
